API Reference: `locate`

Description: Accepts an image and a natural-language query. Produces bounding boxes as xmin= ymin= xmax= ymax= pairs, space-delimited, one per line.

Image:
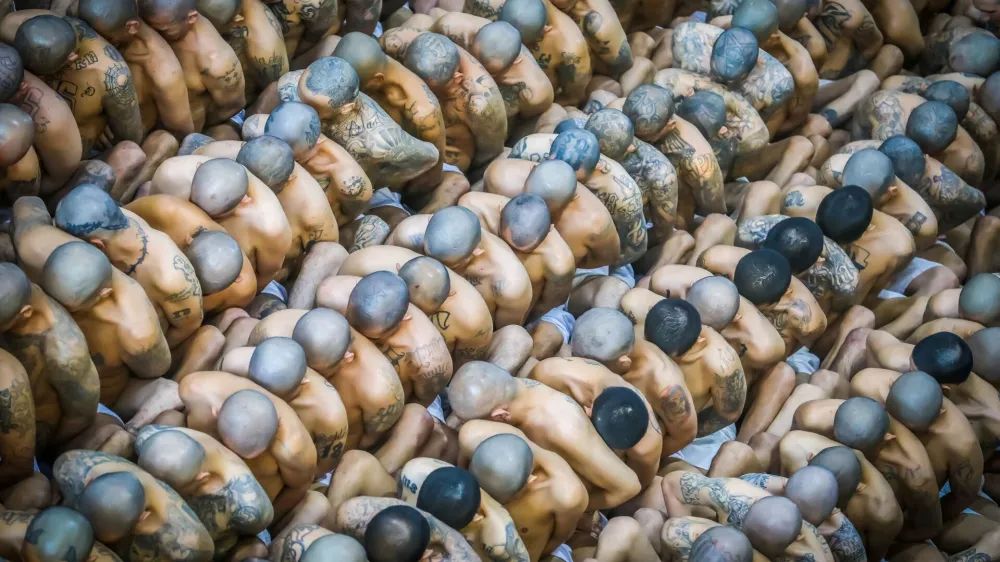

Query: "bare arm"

xmin=658 ymin=382 xmax=699 ymax=456
xmin=161 ymin=257 xmax=206 ymax=347
xmin=532 ymin=243 xmax=575 ymax=320
xmin=300 ymin=0 xmax=339 ymax=46
xmin=200 ymin=52 xmax=247 ymax=125
xmin=544 ymin=480 xmax=590 ymax=554
xmin=580 ymin=218 xmax=622 ymax=269
xmin=121 ymin=321 xmax=172 ymax=379
xmin=359 ymin=387 xmax=405 ymax=450
xmin=101 ymin=57 xmax=145 ymax=144
xmin=0 ymin=355 xmax=35 ymax=486
xmin=343 ymin=0 xmax=380 ymax=34
xmin=699 ymin=363 xmax=747 ymax=436
xmin=941 ymin=447 xmax=985 ymax=521
xmin=566 ymin=427 xmax=641 ymax=510
xmin=44 ymin=341 xmax=101 ymax=443
xmin=493 ymin=271 xmax=534 ymax=329
xmin=14 ymin=73 xmax=82 ymax=194
xmin=145 ymin=54 xmax=196 ymax=136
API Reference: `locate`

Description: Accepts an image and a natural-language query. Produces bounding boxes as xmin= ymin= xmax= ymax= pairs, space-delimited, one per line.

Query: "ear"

xmin=583 ymin=405 xmax=592 ymax=417
xmin=395 ymin=262 xmax=402 ymax=271
xmin=617 ymin=355 xmax=632 ymax=370
xmin=126 ymin=19 xmax=140 ymax=34
xmin=473 ymin=248 xmax=485 ymax=256
xmin=884 ymin=432 xmax=897 ymax=443
xmin=718 ymin=126 xmax=729 ymax=136
xmin=98 ymin=287 xmax=112 ymax=299
xmin=526 ymin=473 xmax=538 ymax=484
xmin=941 ymin=384 xmax=953 ymax=396
xmin=233 ymin=13 xmax=245 ymax=23
xmin=815 ymin=255 xmax=826 ymax=266
xmin=88 ymin=238 xmax=106 ymax=251
xmin=374 ymin=72 xmax=385 ymax=82
xmin=211 ymin=405 xmax=220 ymax=418
xmin=187 ymin=9 xmax=199 ymax=23
xmin=195 ymin=471 xmax=211 ymax=482
xmin=696 ymin=335 xmax=706 ymax=344
xmin=888 ymin=184 xmax=898 ymax=195
xmin=490 ymin=407 xmax=512 ymax=423
xmin=626 ymin=143 xmax=637 ymax=154
xmin=239 ymin=194 xmax=252 ymax=206
xmin=806 ymin=452 xmax=814 ymax=461
xmin=449 ymin=290 xmax=457 ymax=297
xmin=18 ymin=304 xmax=33 ymax=320
xmin=67 ymin=52 xmax=79 ymax=62
xmin=341 ymin=102 xmax=356 ymax=113
xmin=403 ymin=313 xmax=412 ymax=322
xmin=543 ymin=24 xmax=553 ymax=34
xmin=343 ymin=350 xmax=355 ymax=363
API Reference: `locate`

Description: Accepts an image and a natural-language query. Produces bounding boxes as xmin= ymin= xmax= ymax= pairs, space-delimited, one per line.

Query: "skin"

xmin=670 ymin=326 xmax=748 ymax=437
xmin=224 ymin=0 xmax=289 ymax=99
xmin=293 ymin=135 xmax=374 ymax=227
xmin=552 ymin=0 xmax=631 ymax=78
xmin=267 ymin=0 xmax=338 ymax=58
xmin=0 ymin=349 xmax=35 ymax=487
xmin=0 ymin=511 xmax=122 ymax=562
xmin=0 ymin=145 xmax=40 ymax=206
xmin=338 ymin=246 xmax=494 ymax=366
xmin=660 ymin=516 xmax=769 ymax=562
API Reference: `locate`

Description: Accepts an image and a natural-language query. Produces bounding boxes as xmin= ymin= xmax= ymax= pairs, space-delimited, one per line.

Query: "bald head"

xmin=808 ymin=446 xmax=862 ymax=507
xmin=948 ymin=33 xmax=1000 ymax=77
xmin=196 ymin=0 xmax=240 ymax=30
xmin=14 ymin=15 xmax=77 ymax=76
xmin=710 ymin=27 xmax=758 ymax=84
xmin=742 ymin=496 xmax=802 ymax=558
xmin=959 ymin=273 xmax=1000 ymax=325
xmin=217 ymin=389 xmax=278 ymax=458
xmin=398 ymin=256 xmax=450 ymax=314
xmin=690 ymin=526 xmax=754 ymax=562
xmin=301 ymin=57 xmax=360 ymax=111
xmin=924 ymin=80 xmax=971 ymax=120
xmin=346 ymin=271 xmax=410 ymax=339
xmin=417 ymin=467 xmax=481 ymax=531
xmin=249 ymin=337 xmax=307 ymax=397
xmin=0 ymin=44 xmax=24 ymax=103
xmin=912 ymin=332 xmax=973 ymax=385
xmin=473 ymin=21 xmax=521 ymax=74
xmin=301 ymin=534 xmax=367 ymax=562
xmin=0 ymin=104 xmax=34 ymax=167
xmin=190 ymin=158 xmax=248 ymax=217
xmin=833 ymin=397 xmax=889 ymax=453
xmin=247 ymin=293 xmax=286 ymax=319
xmin=42 ymin=242 xmax=112 ymax=311
xmin=645 ymin=298 xmax=702 ymax=356
xmin=54 ymin=184 xmax=128 ymax=239
xmin=242 ymin=114 xmax=267 ymax=140
xmin=592 ymin=387 xmax=649 ymax=450
xmin=676 ymin=90 xmax=727 ymax=139
xmin=0 ymin=263 xmax=31 ymax=328
xmin=734 ymin=249 xmax=791 ymax=305
xmin=785 ymin=466 xmax=838 ymax=526
xmin=571 ymin=308 xmax=635 ymax=363
xmin=982 ymin=72 xmax=1000 ymax=123
xmin=623 ymin=84 xmax=675 ymax=141
xmin=525 ymin=160 xmax=577 ymax=213
xmin=136 ymin=428 xmax=206 ymax=490
xmin=292 ymin=308 xmax=352 ymax=372
xmin=138 ymin=0 xmax=196 ymax=41
xmin=554 ymin=117 xmax=586 ymax=134
xmin=906 ymin=100 xmax=958 ymax=154
xmin=236 ymin=136 xmax=294 ymax=192
xmin=879 ymin=135 xmax=925 ymax=190
xmin=969 ymin=327 xmax=1000 ymax=384
xmin=548 ymin=129 xmax=600 ymax=181
xmin=500 ymin=194 xmax=551 ymax=253
xmin=886 ymin=371 xmax=943 ymax=432
xmin=333 ymin=32 xmax=388 ymax=84
xmin=686 ymin=276 xmax=739 ymax=330
xmin=78 ymin=472 xmax=146 ymax=543
xmin=22 ymin=506 xmax=94 ymax=562
xmin=424 ymin=206 xmax=482 ymax=265
xmin=762 ymin=217 xmax=823 ymax=274
xmin=585 ymin=109 xmax=635 ymax=161
xmin=843 ymin=149 xmax=894 ymax=200
xmin=732 ymin=0 xmax=778 ymax=42
xmin=447 ymin=361 xmax=518 ymax=421
xmin=499 ymin=0 xmax=546 ymax=44
xmin=365 ymin=505 xmax=430 ymax=562
xmin=78 ymin=0 xmax=138 ymax=42
xmin=265 ymin=102 xmax=321 ymax=159
xmin=816 ymin=186 xmax=873 ymax=244
xmin=469 ymin=433 xmax=533 ymax=503
xmin=185 ymin=230 xmax=242 ymax=295
xmin=405 ymin=33 xmax=459 ymax=90
xmin=774 ymin=0 xmax=807 ymax=30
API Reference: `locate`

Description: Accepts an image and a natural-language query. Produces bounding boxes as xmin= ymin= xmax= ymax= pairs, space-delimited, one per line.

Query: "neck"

xmin=105 ymin=218 xmax=149 ymax=276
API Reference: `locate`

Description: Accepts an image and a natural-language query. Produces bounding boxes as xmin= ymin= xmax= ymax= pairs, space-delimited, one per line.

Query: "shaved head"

xmin=78 ymin=472 xmax=146 ymax=543
xmin=185 ymin=230 xmax=242 ymax=295
xmin=196 ymin=0 xmax=240 ymax=30
xmin=710 ymin=27 xmax=758 ymax=84
xmin=912 ymin=332 xmax=973 ymax=385
xmin=136 ymin=428 xmax=206 ymax=490
xmin=842 ymin=149 xmax=894 ymax=200
xmin=500 ymin=194 xmax=551 ymax=252
xmin=816 ymin=186 xmax=873 ymax=244
xmin=959 ymin=273 xmax=1000 ymax=325
xmin=592 ymin=387 xmax=649 ymax=450
xmin=981 ymin=72 xmax=1000 ymax=123
xmin=22 ymin=506 xmax=94 ymax=562
xmin=346 ymin=271 xmax=410 ymax=339
xmin=404 ymin=33 xmax=460 ymax=89
xmin=78 ymin=0 xmax=138 ymax=42
xmin=469 ymin=434 xmax=533 ymax=503
xmin=417 ymin=467 xmax=481 ymax=531
xmin=242 ymin=114 xmax=267 ymax=140
xmin=686 ymin=276 xmax=739 ymax=330
xmin=785 ymin=466 xmax=838 ymax=526
xmin=879 ymin=136 xmax=925 ymax=191
xmin=833 ymin=397 xmax=889 ymax=453
xmin=137 ymin=0 xmax=196 ymax=40
xmin=365 ymin=505 xmax=430 ymax=562
xmin=623 ymin=84 xmax=674 ymax=141
xmin=42 ymin=242 xmax=112 ymax=311
xmin=676 ymin=90 xmax=727 ymax=139
xmin=236 ymin=136 xmax=294 ymax=192
xmin=948 ymin=33 xmax=1000 ymax=77
xmin=247 ymin=293 xmax=286 ymax=319
xmin=886 ymin=371 xmax=943 ymax=432
xmin=924 ymin=81 xmax=971 ymax=120
xmin=742 ymin=496 xmax=802 ymax=558
xmin=265 ymin=102 xmax=321 ymax=159
xmin=473 ymin=21 xmax=521 ymax=74
xmin=732 ymin=0 xmax=778 ymax=42
xmin=292 ymin=308 xmax=352 ymax=372
xmin=969 ymin=327 xmax=1000 ymax=384
xmin=548 ymin=129 xmax=600 ymax=180
xmin=762 ymin=217 xmax=823 ymax=274
xmin=217 ymin=389 xmax=278 ymax=458
xmin=191 ymin=158 xmax=249 ymax=217
xmin=571 ymin=308 xmax=635 ymax=363
xmin=178 ymin=132 xmax=215 ymax=156
xmin=0 ymin=44 xmax=24 ymax=103
xmin=249 ymin=337 xmax=307 ymax=397
xmin=13 ymin=15 xmax=77 ymax=76
xmin=0 ymin=104 xmax=34 ymax=167
xmin=554 ymin=117 xmax=585 ymax=134
xmin=645 ymin=298 xmax=702 ymax=356
xmin=906 ymin=101 xmax=958 ymax=154
xmin=585 ymin=109 xmax=635 ymax=161
xmin=333 ymin=32 xmax=388 ymax=84
xmin=774 ymin=0 xmax=807 ymax=30
xmin=424 ymin=206 xmax=482 ymax=265
xmin=525 ymin=160 xmax=577 ymax=213
xmin=734 ymin=249 xmax=792 ymax=305
xmin=808 ymin=446 xmax=862 ymax=508
xmin=300 ymin=57 xmax=360 ymax=112
xmin=690 ymin=526 xmax=753 ymax=562
xmin=0 ymin=263 xmax=30 ymax=327
xmin=499 ymin=0 xmax=546 ymax=44
xmin=54 ymin=184 xmax=128 ymax=239
xmin=447 ymin=361 xmax=519 ymax=421
xmin=302 ymin=534 xmax=367 ymax=562
xmin=398 ymin=256 xmax=451 ymax=314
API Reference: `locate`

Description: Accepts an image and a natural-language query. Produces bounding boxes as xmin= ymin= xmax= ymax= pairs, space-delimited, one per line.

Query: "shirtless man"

xmin=316 ymin=272 xmax=453 ymax=405
xmin=0 ymin=347 xmax=34 ymax=488
xmin=338 ymin=247 xmax=493 ymax=364
xmin=267 ymin=0 xmax=336 ymax=59
xmin=296 ymin=56 xmax=439 ymax=189
xmin=216 ymin=0 xmax=288 ymax=101
xmin=331 ymin=32 xmax=446 ymax=190
xmin=53 ymin=450 xmax=214 ymax=561
xmin=335 ymin=498 xmax=480 ymax=561
xmin=484 ymin=158 xmax=621 ymax=269
xmin=179 ymin=374 xmax=317 ymax=519
xmin=148 ymin=155 xmax=292 ymax=286
xmin=5 ymin=13 xmax=143 ymax=154
xmin=661 ymin=521 xmax=760 ymax=562
xmin=0 ymin=263 xmax=99 ymax=450
xmin=448 ymin=361 xmax=641 ymax=509
xmin=55 ymin=185 xmax=204 ymax=348
xmin=138 ymin=0 xmax=245 ymax=127
xmin=0 ymin=104 xmax=39 ymax=205
xmin=570 ymin=308 xmax=697 ymax=457
xmin=0 ymin=508 xmax=123 ymax=562
xmin=76 ymin=0 xmax=194 ymax=137
xmin=135 ymin=426 xmax=273 ymax=554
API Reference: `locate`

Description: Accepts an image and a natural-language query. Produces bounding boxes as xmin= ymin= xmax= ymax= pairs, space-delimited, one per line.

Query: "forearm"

xmin=125 ymin=337 xmax=172 ymax=379
xmin=0 ymin=377 xmax=35 ymax=486
xmin=48 ymin=363 xmax=100 ymax=442
xmin=495 ymin=301 xmax=530 ymax=329
xmin=535 ymin=277 xmax=573 ymax=317
xmin=898 ymin=487 xmax=943 ymax=541
xmin=154 ymin=86 xmax=197 ymax=136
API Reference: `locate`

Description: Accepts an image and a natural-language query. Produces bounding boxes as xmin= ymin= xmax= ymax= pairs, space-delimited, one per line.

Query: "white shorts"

xmin=550 ymin=544 xmax=574 ymax=562
xmin=786 ymin=347 xmax=820 ymax=376
xmin=427 ymin=396 xmax=446 ymax=423
xmin=442 ymin=163 xmax=464 ymax=175
xmin=257 ymin=530 xmax=272 ymax=545
xmin=671 ymin=424 xmax=737 ymax=471
xmin=367 ymin=187 xmax=410 ymax=213
xmin=878 ymin=289 xmax=907 ymax=300
xmin=97 ymin=403 xmax=124 ymax=426
xmin=534 ymin=304 xmax=574 ymax=345
xmin=262 ymin=281 xmax=288 ymax=302
xmin=572 ymin=264 xmax=636 ymax=290
xmin=885 ymin=257 xmax=940 ymax=294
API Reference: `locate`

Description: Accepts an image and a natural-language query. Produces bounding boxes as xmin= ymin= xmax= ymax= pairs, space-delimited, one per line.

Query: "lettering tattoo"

xmin=314 ymin=426 xmax=348 ymax=466
xmin=364 ymin=399 xmax=404 ymax=437
xmin=483 ymin=521 xmax=531 ymax=562
xmin=825 ymin=517 xmax=866 ymax=562
xmin=189 ymin=473 xmax=271 ymax=537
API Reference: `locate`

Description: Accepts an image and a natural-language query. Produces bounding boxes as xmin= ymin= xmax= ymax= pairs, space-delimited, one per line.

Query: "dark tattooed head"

xmin=676 ymin=90 xmax=727 ymax=139
xmin=842 ymin=148 xmax=894 ymax=200
xmin=906 ymin=100 xmax=958 ymax=155
xmin=554 ymin=117 xmax=587 ymax=134
xmin=0 ymin=44 xmax=24 ymax=103
xmin=762 ymin=216 xmax=824 ymax=274
xmin=364 ymin=505 xmax=430 ymax=562
xmin=22 ymin=506 xmax=95 ymax=562
xmin=592 ymin=387 xmax=649 ymax=450
xmin=816 ymin=186 xmax=873 ymax=244
xmin=473 ymin=21 xmax=522 ymax=74
xmin=404 ymin=33 xmax=460 ymax=90
xmin=948 ymin=33 xmax=1000 ymax=77
xmin=585 ymin=108 xmax=635 ymax=161
xmin=499 ymin=0 xmax=546 ymax=44
xmin=690 ymin=525 xmax=753 ymax=562
xmin=549 ymin=129 xmax=600 ymax=181
xmin=710 ymin=27 xmax=758 ymax=84
xmin=878 ymin=135 xmax=925 ymax=189
xmin=644 ymin=298 xmax=702 ymax=356
xmin=733 ymin=249 xmax=792 ymax=305
xmin=912 ymin=331 xmax=973 ymax=385
xmin=923 ymin=80 xmax=971 ymax=120
xmin=13 ymin=15 xmax=78 ymax=76
xmin=623 ymin=84 xmax=675 ymax=141
xmin=732 ymin=0 xmax=778 ymax=42
xmin=302 ymin=57 xmax=361 ymax=109
xmin=54 ymin=184 xmax=128 ymax=239
xmin=774 ymin=0 xmax=807 ymax=31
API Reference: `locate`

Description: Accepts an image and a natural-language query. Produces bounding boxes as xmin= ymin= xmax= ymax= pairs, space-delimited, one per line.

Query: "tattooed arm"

xmin=137 ymin=44 xmax=195 ymax=136
xmin=160 ymin=254 xmax=206 ymax=347
xmin=199 ymin=50 xmax=247 ymax=125
xmin=101 ymin=60 xmax=145 ymax=144
xmin=948 ymin=527 xmax=1000 ymax=562
xmin=243 ymin=9 xmax=290 ymax=89
xmin=0 ymin=351 xmax=35 ymax=486
xmin=343 ymin=0 xmax=380 ymax=34
xmin=867 ymin=91 xmax=906 ymax=141
xmin=532 ymin=236 xmax=575 ymax=321
xmin=358 ymin=377 xmax=405 ymax=449
xmin=700 ymin=353 xmax=747 ymax=436
xmin=627 ymin=143 xmax=679 ymax=234
xmin=942 ymin=450 xmax=985 ymax=521
xmin=299 ymin=0 xmax=339 ymax=48
xmin=738 ymin=473 xmax=787 ymax=495
xmin=13 ymin=73 xmax=83 ymax=194
xmin=347 ymin=215 xmax=390 ymax=253
xmin=658 ymin=381 xmax=698 ymax=456
xmin=462 ymin=60 xmax=509 ymax=167
xmin=820 ymin=510 xmax=866 ymax=562
xmin=43 ymin=312 xmax=101 ymax=442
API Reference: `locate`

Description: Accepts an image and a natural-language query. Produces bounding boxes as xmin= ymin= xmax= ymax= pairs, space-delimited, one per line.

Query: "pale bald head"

xmin=843 ymin=148 xmax=894 ymax=200
xmin=191 ymin=159 xmax=248 ymax=217
xmin=236 ymin=136 xmax=295 ymax=192
xmin=346 ymin=271 xmax=410 ymax=339
xmin=292 ymin=308 xmax=352 ymax=372
xmin=424 ymin=206 xmax=482 ymax=265
xmin=785 ymin=465 xmax=838 ymax=526
xmin=886 ymin=371 xmax=943 ymax=432
xmin=22 ymin=506 xmax=94 ymax=562
xmin=499 ymin=0 xmax=546 ymax=44
xmin=447 ymin=361 xmax=518 ymax=420
xmin=473 ymin=21 xmax=521 ymax=74
xmin=265 ymin=102 xmax=321 ymax=159
xmin=500 ymin=194 xmax=551 ymax=253
xmin=0 ymin=103 xmax=34 ymax=167
xmin=571 ymin=308 xmax=634 ymax=363
xmin=0 ymin=263 xmax=32 ymax=327
xmin=78 ymin=472 xmax=146 ymax=543
xmin=742 ymin=496 xmax=802 ymax=558
xmin=469 ymin=433 xmax=533 ymax=503
xmin=686 ymin=276 xmax=739 ymax=330
xmin=217 ymin=390 xmax=278 ymax=458
xmin=959 ymin=273 xmax=1000 ymax=325
xmin=970 ymin=327 xmax=1000 ymax=384
xmin=301 ymin=534 xmax=367 ymax=562
xmin=833 ymin=397 xmax=889 ymax=454
xmin=333 ymin=32 xmax=388 ymax=84
xmin=525 ymin=160 xmax=577 ymax=214
xmin=808 ymin=446 xmax=862 ymax=508
xmin=136 ymin=428 xmax=206 ymax=491
xmin=185 ymin=230 xmax=243 ymax=295
xmin=249 ymin=337 xmax=307 ymax=397
xmin=398 ymin=256 xmax=451 ymax=314
xmin=41 ymin=242 xmax=113 ymax=311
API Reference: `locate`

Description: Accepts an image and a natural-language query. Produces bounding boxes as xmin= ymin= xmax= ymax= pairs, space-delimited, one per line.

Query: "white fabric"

xmin=671 ymin=424 xmax=737 ymax=470
xmin=878 ymin=289 xmax=907 ymax=300
xmin=257 ymin=530 xmax=272 ymax=545
xmin=442 ymin=162 xmax=464 ymax=175
xmin=317 ymin=471 xmax=333 ymax=486
xmin=368 ymin=187 xmax=409 ymax=212
xmin=97 ymin=403 xmax=124 ymax=426
xmin=229 ymin=109 xmax=246 ymax=127
xmin=427 ymin=396 xmax=446 ymax=423
xmin=550 ymin=544 xmax=574 ymax=562
xmin=786 ymin=347 xmax=820 ymax=375
xmin=692 ymin=11 xmax=707 ymax=21
xmin=262 ymin=281 xmax=288 ymax=301
xmin=374 ymin=21 xmax=383 ymax=37
xmin=886 ymin=257 xmax=940 ymax=294
xmin=538 ymin=304 xmax=574 ymax=345
xmin=572 ymin=265 xmax=636 ymax=289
